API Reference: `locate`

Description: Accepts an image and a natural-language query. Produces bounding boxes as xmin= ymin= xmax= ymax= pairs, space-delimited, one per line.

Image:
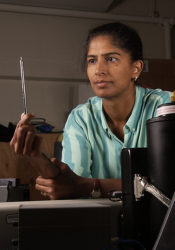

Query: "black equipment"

xmin=121 ymin=104 xmax=175 ymax=249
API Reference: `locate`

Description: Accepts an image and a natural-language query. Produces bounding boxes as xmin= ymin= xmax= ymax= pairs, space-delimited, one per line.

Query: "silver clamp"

xmin=134 ymin=174 xmax=171 ymax=208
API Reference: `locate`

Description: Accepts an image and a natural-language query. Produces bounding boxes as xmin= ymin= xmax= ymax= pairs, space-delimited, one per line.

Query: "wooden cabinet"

xmin=139 ymin=59 xmax=175 ymax=91
xmin=0 ymin=133 xmax=60 ymax=201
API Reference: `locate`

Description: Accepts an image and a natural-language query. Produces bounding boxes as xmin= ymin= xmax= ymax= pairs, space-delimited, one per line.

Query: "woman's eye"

xmin=106 ymin=57 xmax=117 ymax=62
xmin=87 ymin=58 xmax=96 ymax=64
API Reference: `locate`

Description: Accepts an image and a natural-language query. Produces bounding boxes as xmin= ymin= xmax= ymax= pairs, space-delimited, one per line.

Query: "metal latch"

xmin=134 ymin=174 xmax=171 ymax=208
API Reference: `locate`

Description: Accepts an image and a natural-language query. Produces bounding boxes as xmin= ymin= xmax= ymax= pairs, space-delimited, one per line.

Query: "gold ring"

xmin=41 ymin=191 xmax=47 ymax=196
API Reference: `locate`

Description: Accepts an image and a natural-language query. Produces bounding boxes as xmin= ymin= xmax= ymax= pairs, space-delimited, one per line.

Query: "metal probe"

xmin=20 ymin=57 xmax=27 ymax=114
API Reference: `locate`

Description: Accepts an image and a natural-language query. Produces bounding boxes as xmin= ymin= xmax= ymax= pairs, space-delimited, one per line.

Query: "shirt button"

xmin=124 ymin=127 xmax=129 ymax=133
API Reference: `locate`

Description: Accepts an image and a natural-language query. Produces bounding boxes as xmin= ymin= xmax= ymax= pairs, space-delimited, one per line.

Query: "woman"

xmin=10 ymin=22 xmax=171 ymax=200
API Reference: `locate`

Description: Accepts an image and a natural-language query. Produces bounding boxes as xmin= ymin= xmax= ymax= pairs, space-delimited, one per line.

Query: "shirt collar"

xmin=100 ymin=85 xmax=145 ymax=134
xmin=125 ymin=85 xmax=145 ymax=132
xmin=100 ymin=100 xmax=109 ymax=132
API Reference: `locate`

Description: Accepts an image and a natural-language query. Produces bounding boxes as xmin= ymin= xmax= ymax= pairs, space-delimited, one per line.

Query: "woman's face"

xmin=86 ymin=35 xmax=141 ymax=100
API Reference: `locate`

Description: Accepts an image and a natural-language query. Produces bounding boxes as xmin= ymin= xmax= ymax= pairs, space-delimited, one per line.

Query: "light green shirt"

xmin=61 ymin=86 xmax=171 ymax=179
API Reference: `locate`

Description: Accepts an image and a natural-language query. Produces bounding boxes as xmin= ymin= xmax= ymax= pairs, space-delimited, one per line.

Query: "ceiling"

xmin=0 ymin=0 xmax=118 ymax=12
xmin=0 ymin=0 xmax=174 ymax=18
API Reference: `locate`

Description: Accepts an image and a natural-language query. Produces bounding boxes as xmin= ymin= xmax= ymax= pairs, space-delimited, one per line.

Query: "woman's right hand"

xmin=35 ymin=158 xmax=86 ymax=200
xmin=10 ymin=113 xmax=42 ymax=157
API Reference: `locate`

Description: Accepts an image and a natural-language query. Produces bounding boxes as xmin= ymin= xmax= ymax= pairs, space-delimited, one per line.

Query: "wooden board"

xmin=0 ymin=133 xmax=60 ymax=200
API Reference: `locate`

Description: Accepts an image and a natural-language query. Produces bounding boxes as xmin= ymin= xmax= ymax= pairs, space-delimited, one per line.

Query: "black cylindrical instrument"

xmin=146 ymin=103 xmax=175 ymax=245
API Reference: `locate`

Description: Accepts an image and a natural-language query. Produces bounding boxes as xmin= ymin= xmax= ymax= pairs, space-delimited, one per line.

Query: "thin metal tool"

xmin=19 ymin=58 xmax=60 ymax=177
xmin=20 ymin=57 xmax=27 ymax=114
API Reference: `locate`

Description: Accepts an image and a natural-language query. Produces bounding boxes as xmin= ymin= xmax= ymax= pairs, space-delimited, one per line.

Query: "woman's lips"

xmin=94 ymin=81 xmax=112 ymax=88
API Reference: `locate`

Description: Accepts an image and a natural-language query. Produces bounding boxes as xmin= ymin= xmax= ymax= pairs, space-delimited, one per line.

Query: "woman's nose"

xmin=95 ymin=61 xmax=106 ymax=75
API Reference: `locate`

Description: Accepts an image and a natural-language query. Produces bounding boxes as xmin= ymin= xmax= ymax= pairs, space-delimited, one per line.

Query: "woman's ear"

xmin=133 ymin=60 xmax=144 ymax=78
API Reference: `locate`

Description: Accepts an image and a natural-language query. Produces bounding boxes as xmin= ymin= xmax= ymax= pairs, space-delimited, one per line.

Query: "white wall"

xmin=0 ymin=9 xmax=171 ymax=130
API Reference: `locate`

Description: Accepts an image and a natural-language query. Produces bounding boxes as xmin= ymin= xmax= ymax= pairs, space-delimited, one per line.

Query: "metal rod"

xmin=140 ymin=177 xmax=171 ymax=208
xmin=134 ymin=174 xmax=171 ymax=208
xmin=20 ymin=57 xmax=27 ymax=114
